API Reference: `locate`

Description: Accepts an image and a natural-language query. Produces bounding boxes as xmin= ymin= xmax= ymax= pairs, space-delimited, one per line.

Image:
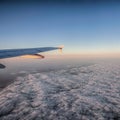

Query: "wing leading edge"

xmin=0 ymin=46 xmax=63 ymax=59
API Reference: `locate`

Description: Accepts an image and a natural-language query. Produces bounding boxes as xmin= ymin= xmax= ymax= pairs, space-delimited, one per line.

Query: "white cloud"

xmin=0 ymin=63 xmax=120 ymax=119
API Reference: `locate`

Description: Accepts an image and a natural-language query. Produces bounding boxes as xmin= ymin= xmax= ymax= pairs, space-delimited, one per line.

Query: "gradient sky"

xmin=0 ymin=1 xmax=120 ymax=55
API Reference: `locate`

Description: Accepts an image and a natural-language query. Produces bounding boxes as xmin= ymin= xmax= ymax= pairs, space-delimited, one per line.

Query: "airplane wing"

xmin=0 ymin=46 xmax=64 ymax=59
xmin=0 ymin=46 xmax=64 ymax=68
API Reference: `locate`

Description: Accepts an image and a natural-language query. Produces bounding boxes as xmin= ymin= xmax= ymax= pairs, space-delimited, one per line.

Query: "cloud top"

xmin=0 ymin=63 xmax=120 ymax=120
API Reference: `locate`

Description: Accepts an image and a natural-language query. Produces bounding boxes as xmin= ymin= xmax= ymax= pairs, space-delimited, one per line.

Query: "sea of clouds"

xmin=0 ymin=63 xmax=120 ymax=120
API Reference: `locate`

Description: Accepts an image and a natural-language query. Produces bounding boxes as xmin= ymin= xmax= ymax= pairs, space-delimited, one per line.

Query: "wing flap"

xmin=21 ymin=54 xmax=45 ymax=59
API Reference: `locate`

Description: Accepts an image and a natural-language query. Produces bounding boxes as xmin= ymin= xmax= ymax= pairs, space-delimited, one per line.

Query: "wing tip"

xmin=58 ymin=45 xmax=64 ymax=49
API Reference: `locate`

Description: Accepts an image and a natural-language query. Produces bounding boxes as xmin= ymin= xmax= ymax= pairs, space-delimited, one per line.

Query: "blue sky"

xmin=0 ymin=2 xmax=120 ymax=54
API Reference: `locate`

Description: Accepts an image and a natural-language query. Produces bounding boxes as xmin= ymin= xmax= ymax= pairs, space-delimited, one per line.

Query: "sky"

xmin=0 ymin=1 xmax=120 ymax=55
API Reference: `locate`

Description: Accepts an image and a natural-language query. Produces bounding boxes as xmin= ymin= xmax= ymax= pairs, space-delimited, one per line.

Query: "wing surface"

xmin=0 ymin=47 xmax=60 ymax=59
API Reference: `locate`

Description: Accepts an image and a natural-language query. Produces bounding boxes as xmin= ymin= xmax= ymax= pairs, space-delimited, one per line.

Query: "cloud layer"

xmin=0 ymin=63 xmax=120 ymax=120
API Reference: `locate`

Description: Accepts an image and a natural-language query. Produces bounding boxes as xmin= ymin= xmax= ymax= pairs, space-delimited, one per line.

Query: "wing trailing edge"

xmin=21 ymin=54 xmax=45 ymax=59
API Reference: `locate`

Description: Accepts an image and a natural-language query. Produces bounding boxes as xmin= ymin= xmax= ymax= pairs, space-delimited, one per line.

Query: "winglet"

xmin=58 ymin=45 xmax=64 ymax=53
xmin=59 ymin=45 xmax=64 ymax=49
